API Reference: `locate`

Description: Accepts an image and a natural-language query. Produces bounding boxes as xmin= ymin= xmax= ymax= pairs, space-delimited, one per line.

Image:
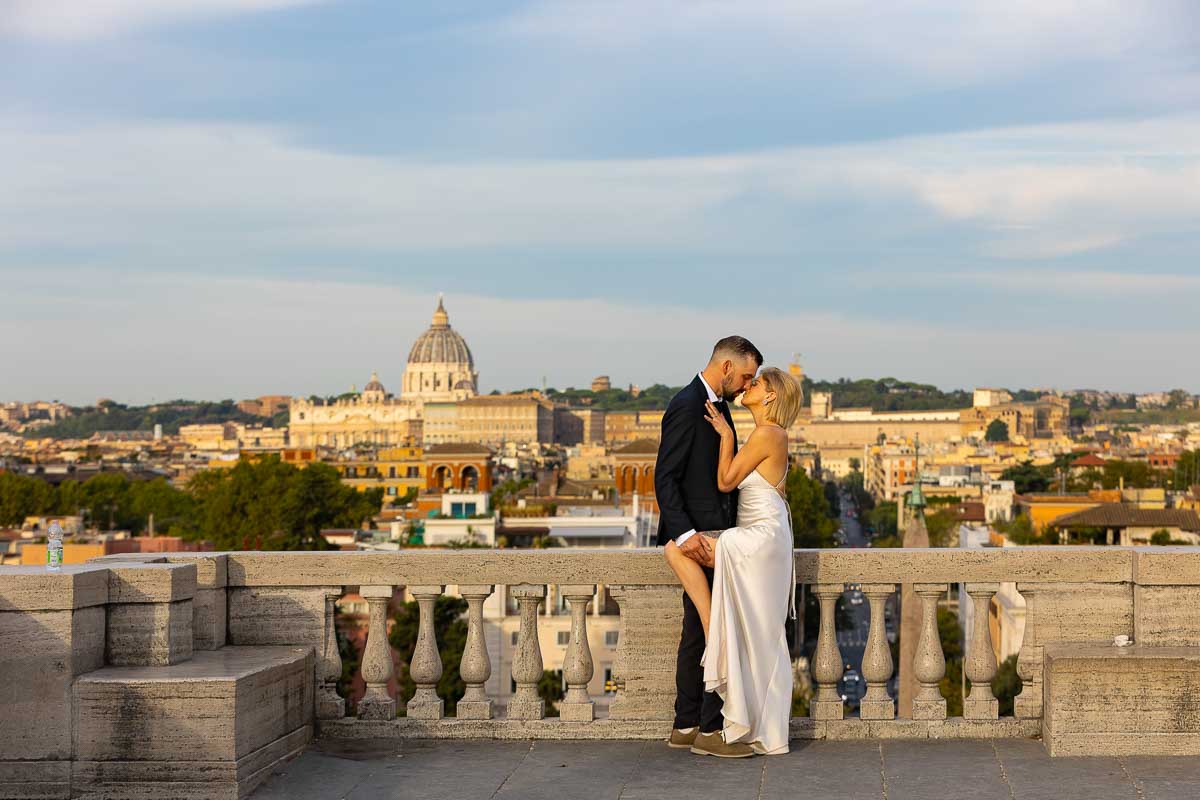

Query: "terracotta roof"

xmin=950 ymin=502 xmax=986 ymax=523
xmin=1050 ymin=504 xmax=1200 ymax=531
xmin=424 ymin=443 xmax=493 ymax=456
xmin=614 ymin=439 xmax=659 ymax=455
xmin=1071 ymin=454 xmax=1107 ymax=468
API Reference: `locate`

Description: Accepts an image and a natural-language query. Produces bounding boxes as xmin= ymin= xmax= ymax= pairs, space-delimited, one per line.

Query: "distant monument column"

xmin=897 ymin=439 xmax=929 ymax=719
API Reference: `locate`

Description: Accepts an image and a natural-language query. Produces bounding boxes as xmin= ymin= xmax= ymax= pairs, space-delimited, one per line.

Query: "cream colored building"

xmin=289 ymin=299 xmax=478 ymax=448
xmin=180 ymin=422 xmax=288 ymax=451
xmin=289 ymin=372 xmax=421 ymax=449
xmin=456 ymin=394 xmax=555 ymax=447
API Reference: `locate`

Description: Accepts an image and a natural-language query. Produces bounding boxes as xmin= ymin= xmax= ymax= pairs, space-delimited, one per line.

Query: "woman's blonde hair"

xmin=760 ymin=367 xmax=804 ymax=429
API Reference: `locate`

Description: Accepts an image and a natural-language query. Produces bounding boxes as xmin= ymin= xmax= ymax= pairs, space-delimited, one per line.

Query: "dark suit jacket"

xmin=654 ymin=375 xmax=738 ymax=546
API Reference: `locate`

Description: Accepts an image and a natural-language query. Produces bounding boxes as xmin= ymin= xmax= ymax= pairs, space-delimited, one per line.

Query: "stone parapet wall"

xmin=3 ymin=543 xmax=1200 ymax=797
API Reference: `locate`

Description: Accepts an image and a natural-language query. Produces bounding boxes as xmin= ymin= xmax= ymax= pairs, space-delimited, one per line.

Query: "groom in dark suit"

xmin=655 ymin=336 xmax=763 ymax=754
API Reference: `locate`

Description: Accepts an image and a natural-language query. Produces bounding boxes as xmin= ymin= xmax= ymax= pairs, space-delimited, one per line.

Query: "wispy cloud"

xmin=0 ymin=0 xmax=328 ymax=41
xmin=1 ymin=114 xmax=1197 ymax=260
xmin=496 ymin=0 xmax=1199 ymax=86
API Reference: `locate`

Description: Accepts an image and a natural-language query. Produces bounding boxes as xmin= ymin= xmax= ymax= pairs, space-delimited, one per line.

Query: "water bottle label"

xmin=47 ymin=548 xmax=61 ymax=568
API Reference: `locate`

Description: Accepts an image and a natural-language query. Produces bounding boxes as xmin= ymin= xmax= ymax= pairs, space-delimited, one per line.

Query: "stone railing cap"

xmin=222 ymin=546 xmax=1134 ymax=587
xmin=1131 ymin=547 xmax=1200 ymax=586
xmin=105 ymin=562 xmax=197 ymax=604
xmin=89 ymin=552 xmax=228 ymax=589
xmin=0 ymin=564 xmax=110 ymax=611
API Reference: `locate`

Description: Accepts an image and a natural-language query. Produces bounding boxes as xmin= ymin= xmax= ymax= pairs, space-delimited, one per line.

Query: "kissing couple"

xmin=656 ymin=335 xmax=803 ymax=758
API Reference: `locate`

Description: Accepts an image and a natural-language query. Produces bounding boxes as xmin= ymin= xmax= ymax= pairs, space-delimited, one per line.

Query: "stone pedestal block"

xmin=104 ymin=562 xmax=197 ymax=666
xmin=0 ymin=565 xmax=107 ymax=795
xmin=106 ymin=599 xmax=194 ymax=666
xmin=1042 ymin=644 xmax=1200 ymax=756
xmin=607 ymin=585 xmax=681 ymax=721
xmin=559 ymin=701 xmax=595 ymax=722
xmin=456 ymin=700 xmax=493 ymax=720
xmin=73 ymin=646 xmax=314 ymax=798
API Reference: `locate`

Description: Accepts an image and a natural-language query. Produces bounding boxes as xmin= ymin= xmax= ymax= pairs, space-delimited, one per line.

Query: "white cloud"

xmin=0 ymin=0 xmax=328 ymax=41
xmin=495 ymin=0 xmax=1198 ymax=85
xmin=1 ymin=114 xmax=1197 ymax=260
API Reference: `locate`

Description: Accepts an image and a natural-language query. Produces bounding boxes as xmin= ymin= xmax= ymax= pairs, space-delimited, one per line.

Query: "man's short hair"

xmin=711 ymin=335 xmax=764 ymax=367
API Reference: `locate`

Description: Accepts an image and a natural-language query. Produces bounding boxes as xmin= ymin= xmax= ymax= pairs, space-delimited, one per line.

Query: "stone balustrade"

xmin=90 ymin=546 xmax=1156 ymax=739
xmin=6 ymin=546 xmax=1200 ymax=796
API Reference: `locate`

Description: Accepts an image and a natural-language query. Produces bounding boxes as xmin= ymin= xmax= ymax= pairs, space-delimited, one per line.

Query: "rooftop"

xmin=1052 ymin=504 xmax=1200 ymax=531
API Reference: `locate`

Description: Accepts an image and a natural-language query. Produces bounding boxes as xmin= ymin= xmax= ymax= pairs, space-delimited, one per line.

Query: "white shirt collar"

xmin=698 ymin=372 xmax=722 ymax=403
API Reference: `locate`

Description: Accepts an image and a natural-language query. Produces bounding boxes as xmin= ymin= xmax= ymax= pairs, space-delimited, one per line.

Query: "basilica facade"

xmin=288 ymin=298 xmax=478 ymax=449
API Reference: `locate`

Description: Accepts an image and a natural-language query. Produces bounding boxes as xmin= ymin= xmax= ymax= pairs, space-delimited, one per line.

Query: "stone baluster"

xmin=358 ymin=584 xmax=397 ymax=720
xmin=1014 ymin=583 xmax=1043 ymax=719
xmin=509 ymin=584 xmax=546 ymax=719
xmin=911 ymin=583 xmax=948 ymax=720
xmin=860 ymin=583 xmax=897 ymax=720
xmin=407 ymin=585 xmax=445 ymax=719
xmin=559 ymin=584 xmax=596 ymax=721
xmin=317 ymin=586 xmax=345 ymax=720
xmin=457 ymin=584 xmax=494 ymax=720
xmin=810 ymin=584 xmax=845 ymax=720
xmin=963 ymin=582 xmax=1000 ymax=720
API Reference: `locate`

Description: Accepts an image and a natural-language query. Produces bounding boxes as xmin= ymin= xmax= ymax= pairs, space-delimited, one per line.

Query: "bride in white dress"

xmin=664 ymin=366 xmax=804 ymax=757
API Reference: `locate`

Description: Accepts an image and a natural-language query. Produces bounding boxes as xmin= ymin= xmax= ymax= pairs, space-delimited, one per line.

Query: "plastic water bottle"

xmin=46 ymin=521 xmax=63 ymax=572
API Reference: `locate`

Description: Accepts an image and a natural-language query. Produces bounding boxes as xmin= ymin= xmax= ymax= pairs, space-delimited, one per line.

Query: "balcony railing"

xmin=87 ymin=546 xmax=1172 ymax=732
xmin=3 ymin=546 xmax=1198 ymax=797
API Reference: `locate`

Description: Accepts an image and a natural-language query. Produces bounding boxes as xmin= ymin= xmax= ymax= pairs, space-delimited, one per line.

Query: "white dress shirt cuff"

xmin=675 ymin=529 xmax=698 ymax=546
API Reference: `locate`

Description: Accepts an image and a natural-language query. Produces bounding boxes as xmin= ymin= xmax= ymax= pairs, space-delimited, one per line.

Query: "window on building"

xmin=407 ymin=467 xmax=419 ymax=478
xmin=604 ymin=667 xmax=616 ymax=695
xmin=605 ymin=630 xmax=619 ymax=647
xmin=511 ymin=631 xmax=519 ymax=646
xmin=556 ymin=631 xmax=570 ymax=646
xmin=388 ymin=466 xmax=396 ymax=478
xmin=387 ymin=487 xmax=396 ymax=496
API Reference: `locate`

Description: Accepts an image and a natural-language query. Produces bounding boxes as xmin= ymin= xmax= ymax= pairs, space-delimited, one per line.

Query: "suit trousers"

xmin=673 ymin=565 xmax=724 ymax=732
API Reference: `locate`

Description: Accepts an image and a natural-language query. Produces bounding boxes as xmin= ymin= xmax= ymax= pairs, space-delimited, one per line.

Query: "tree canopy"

xmin=0 ymin=456 xmax=381 ymax=550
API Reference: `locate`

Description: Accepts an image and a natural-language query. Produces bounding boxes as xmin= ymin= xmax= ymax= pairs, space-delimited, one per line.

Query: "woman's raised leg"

xmin=664 ymin=540 xmax=713 ymax=640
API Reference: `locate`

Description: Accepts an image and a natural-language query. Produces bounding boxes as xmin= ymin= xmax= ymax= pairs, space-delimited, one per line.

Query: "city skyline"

xmin=3 ymin=1 xmax=1199 ymax=401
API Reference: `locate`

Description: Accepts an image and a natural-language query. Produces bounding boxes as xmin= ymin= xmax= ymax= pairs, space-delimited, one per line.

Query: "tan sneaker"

xmin=689 ymin=730 xmax=755 ymax=758
xmin=667 ymin=728 xmax=699 ymax=749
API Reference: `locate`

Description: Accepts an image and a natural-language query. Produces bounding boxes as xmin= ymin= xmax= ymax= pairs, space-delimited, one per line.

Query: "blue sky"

xmin=2 ymin=0 xmax=1199 ymax=404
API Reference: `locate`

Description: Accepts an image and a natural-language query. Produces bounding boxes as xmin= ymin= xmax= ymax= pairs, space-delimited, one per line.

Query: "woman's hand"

xmin=704 ymin=400 xmax=733 ymax=439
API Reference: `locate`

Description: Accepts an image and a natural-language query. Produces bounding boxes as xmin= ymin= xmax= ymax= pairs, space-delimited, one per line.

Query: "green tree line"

xmin=22 ymin=399 xmax=276 ymax=439
xmin=0 ymin=457 xmax=381 ymax=550
xmin=1000 ymin=450 xmax=1200 ymax=494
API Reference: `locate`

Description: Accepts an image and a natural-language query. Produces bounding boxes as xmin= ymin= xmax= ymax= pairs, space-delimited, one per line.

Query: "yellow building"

xmin=334 ymin=446 xmax=425 ymax=504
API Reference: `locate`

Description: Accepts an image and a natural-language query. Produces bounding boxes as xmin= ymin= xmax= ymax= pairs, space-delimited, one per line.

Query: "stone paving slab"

xmin=252 ymin=737 xmax=1200 ymax=800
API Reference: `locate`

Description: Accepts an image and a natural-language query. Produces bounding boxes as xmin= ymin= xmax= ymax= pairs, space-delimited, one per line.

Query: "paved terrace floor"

xmin=252 ymin=738 xmax=1200 ymax=800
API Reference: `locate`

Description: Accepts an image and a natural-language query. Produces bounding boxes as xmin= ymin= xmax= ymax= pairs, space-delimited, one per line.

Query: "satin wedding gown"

xmin=701 ymin=465 xmax=796 ymax=755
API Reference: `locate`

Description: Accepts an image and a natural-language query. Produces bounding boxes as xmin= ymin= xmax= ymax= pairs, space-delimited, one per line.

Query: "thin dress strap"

xmin=773 ymin=465 xmax=789 ymax=490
